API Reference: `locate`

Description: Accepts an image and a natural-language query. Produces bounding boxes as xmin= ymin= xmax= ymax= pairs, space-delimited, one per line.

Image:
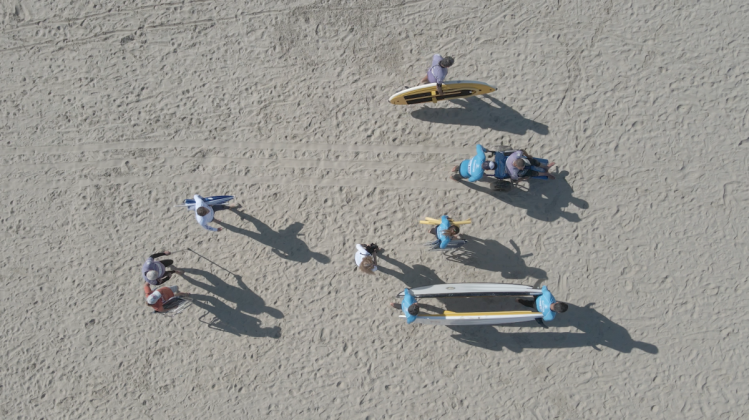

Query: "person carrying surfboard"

xmin=419 ymin=54 xmax=454 ymax=96
xmin=193 ymin=194 xmax=237 ymax=232
xmin=433 ymin=215 xmax=467 ymax=249
xmin=516 ymin=286 xmax=567 ymax=327
xmin=389 ymin=288 xmax=420 ymax=324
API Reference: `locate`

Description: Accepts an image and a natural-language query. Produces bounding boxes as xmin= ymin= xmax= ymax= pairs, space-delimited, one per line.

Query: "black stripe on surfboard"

xmin=404 ymin=90 xmax=477 ymax=104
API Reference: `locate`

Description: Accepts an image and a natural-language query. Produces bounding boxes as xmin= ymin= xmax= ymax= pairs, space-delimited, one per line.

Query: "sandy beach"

xmin=2 ymin=0 xmax=748 ymax=418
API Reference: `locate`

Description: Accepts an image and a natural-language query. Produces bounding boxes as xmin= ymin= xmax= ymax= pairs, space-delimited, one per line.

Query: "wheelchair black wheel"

xmin=491 ymin=180 xmax=512 ymax=192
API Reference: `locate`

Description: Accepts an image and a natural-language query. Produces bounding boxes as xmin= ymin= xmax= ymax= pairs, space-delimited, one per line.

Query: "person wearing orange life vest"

xmin=144 ymin=283 xmax=190 ymax=313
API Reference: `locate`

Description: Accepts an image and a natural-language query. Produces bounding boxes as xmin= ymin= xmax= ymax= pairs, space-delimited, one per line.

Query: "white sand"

xmin=2 ymin=0 xmax=748 ymax=418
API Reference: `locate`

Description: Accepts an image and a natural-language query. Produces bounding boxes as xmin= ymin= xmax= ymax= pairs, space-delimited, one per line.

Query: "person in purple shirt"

xmin=419 ymin=54 xmax=454 ymax=95
xmin=505 ymin=149 xmax=555 ymax=182
xmin=141 ymin=251 xmax=183 ymax=286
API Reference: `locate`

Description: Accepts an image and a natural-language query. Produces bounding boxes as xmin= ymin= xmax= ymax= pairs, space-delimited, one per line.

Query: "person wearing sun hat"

xmin=144 ymin=283 xmax=190 ymax=313
xmin=141 ymin=251 xmax=183 ymax=286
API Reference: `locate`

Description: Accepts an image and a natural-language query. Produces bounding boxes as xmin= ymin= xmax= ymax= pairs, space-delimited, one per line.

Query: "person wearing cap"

xmin=141 ymin=251 xmax=183 ymax=286
xmin=419 ymin=54 xmax=454 ymax=96
xmin=516 ymin=286 xmax=568 ymax=327
xmin=389 ymin=288 xmax=419 ymax=324
xmin=194 ymin=194 xmax=237 ymax=232
xmin=144 ymin=283 xmax=190 ymax=312
xmin=355 ymin=243 xmax=380 ymax=274
xmin=451 ymin=144 xmax=492 ymax=182
xmin=505 ymin=149 xmax=555 ymax=182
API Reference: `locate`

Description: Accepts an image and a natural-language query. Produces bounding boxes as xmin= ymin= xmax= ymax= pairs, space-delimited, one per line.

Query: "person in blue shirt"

xmin=425 ymin=215 xmax=467 ymax=250
xmin=451 ymin=144 xmax=495 ymax=182
xmin=436 ymin=215 xmax=464 ymax=249
xmin=516 ymin=286 xmax=568 ymax=327
xmin=390 ymin=288 xmax=420 ymax=324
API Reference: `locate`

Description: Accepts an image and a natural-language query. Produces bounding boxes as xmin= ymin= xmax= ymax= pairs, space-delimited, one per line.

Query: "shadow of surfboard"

xmin=411 ymin=96 xmax=549 ymax=135
xmin=449 ymin=303 xmax=658 ymax=354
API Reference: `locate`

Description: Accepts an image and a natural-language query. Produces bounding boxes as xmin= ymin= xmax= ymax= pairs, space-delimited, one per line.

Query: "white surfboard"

xmin=400 ymin=310 xmax=542 ymax=326
xmin=397 ymin=283 xmax=541 ymax=298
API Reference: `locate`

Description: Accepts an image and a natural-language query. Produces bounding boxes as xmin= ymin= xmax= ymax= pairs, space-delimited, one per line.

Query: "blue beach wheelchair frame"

xmin=487 ymin=149 xmax=549 ymax=192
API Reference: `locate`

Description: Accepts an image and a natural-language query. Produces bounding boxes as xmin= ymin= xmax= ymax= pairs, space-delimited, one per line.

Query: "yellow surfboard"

xmin=419 ymin=217 xmax=472 ymax=226
xmin=389 ymin=80 xmax=496 ymax=105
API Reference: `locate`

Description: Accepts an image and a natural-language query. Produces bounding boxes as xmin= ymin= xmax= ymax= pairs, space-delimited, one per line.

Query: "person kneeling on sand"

xmin=142 ymin=251 xmax=183 ymax=286
xmin=355 ymin=243 xmax=381 ymax=274
xmin=144 ymin=283 xmax=190 ymax=313
xmin=506 ymin=149 xmax=555 ymax=182
xmin=419 ymin=54 xmax=454 ymax=96
xmin=194 ymin=194 xmax=237 ymax=232
xmin=516 ymin=285 xmax=567 ymax=327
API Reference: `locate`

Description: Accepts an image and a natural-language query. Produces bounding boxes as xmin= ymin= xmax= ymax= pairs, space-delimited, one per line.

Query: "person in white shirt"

xmin=193 ymin=194 xmax=237 ymax=232
xmin=354 ymin=243 xmax=380 ymax=274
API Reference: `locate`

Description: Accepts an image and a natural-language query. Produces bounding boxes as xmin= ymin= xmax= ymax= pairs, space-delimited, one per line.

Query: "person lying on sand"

xmin=141 ymin=251 xmax=182 ymax=286
xmin=506 ymin=150 xmax=555 ymax=182
xmin=355 ymin=243 xmax=381 ymax=274
xmin=144 ymin=283 xmax=191 ymax=313
xmin=194 ymin=194 xmax=238 ymax=232
xmin=419 ymin=54 xmax=454 ymax=96
xmin=516 ymin=286 xmax=567 ymax=327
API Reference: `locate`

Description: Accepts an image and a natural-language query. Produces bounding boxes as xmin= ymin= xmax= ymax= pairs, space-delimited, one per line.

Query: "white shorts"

xmin=168 ymin=285 xmax=179 ymax=293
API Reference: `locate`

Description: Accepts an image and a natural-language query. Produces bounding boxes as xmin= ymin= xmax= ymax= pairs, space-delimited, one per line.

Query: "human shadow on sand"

xmin=217 ymin=209 xmax=330 ymax=264
xmin=377 ymin=254 xmax=444 ymax=289
xmin=378 ymin=254 xmax=448 ymax=314
xmin=410 ymin=96 xmax=549 ymax=135
xmin=444 ymin=236 xmax=547 ymax=283
xmin=449 ymin=303 xmax=658 ymax=354
xmin=181 ymin=269 xmax=282 ymax=338
xmin=461 ymin=171 xmax=589 ymax=222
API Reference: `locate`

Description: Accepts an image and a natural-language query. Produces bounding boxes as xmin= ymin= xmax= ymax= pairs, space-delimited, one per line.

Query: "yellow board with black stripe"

xmin=389 ymin=80 xmax=496 ymax=105
xmin=419 ymin=216 xmax=471 ymax=226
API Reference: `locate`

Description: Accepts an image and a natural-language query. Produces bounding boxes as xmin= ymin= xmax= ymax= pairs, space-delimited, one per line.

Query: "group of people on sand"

xmin=356 ymin=54 xmax=566 ymax=325
xmin=142 ymin=54 xmax=567 ymax=326
xmin=355 ymin=225 xmax=567 ymax=327
xmin=450 ymin=144 xmax=556 ymax=184
xmin=142 ymin=195 xmax=238 ymax=312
